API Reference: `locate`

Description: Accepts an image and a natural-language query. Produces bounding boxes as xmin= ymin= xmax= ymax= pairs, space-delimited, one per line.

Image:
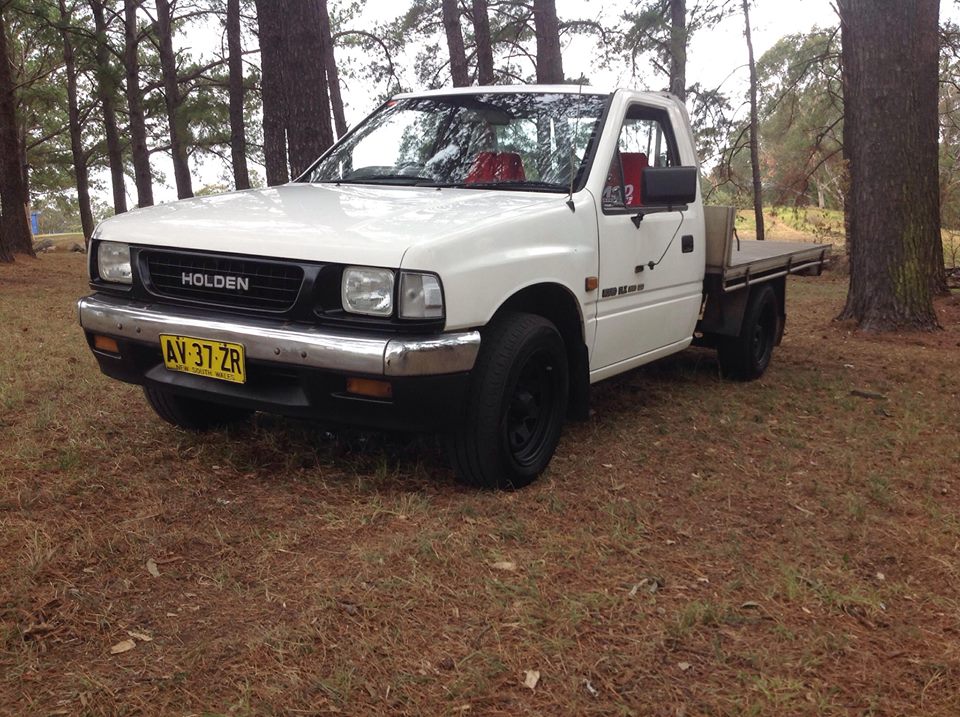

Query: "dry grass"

xmin=1 ymin=253 xmax=959 ymax=716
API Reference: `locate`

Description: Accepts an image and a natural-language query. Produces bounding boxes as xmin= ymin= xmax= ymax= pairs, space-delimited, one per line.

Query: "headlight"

xmin=97 ymin=241 xmax=132 ymax=284
xmin=399 ymin=272 xmax=444 ymax=319
xmin=341 ymin=266 xmax=395 ymax=316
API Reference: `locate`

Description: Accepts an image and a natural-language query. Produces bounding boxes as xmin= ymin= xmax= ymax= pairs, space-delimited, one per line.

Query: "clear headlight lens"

xmin=341 ymin=266 xmax=395 ymax=316
xmin=97 ymin=241 xmax=132 ymax=284
xmin=399 ymin=272 xmax=444 ymax=319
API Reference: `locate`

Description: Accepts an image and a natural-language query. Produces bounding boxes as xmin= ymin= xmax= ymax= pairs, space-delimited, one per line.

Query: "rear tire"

xmin=446 ymin=312 xmax=568 ymax=490
xmin=143 ymin=386 xmax=251 ymax=431
xmin=717 ymin=284 xmax=779 ymax=381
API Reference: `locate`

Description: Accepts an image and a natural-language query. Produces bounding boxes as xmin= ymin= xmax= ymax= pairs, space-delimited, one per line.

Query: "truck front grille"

xmin=142 ymin=250 xmax=304 ymax=312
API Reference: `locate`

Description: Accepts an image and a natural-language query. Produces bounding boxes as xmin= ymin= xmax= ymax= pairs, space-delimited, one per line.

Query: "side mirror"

xmin=641 ymin=166 xmax=698 ymax=206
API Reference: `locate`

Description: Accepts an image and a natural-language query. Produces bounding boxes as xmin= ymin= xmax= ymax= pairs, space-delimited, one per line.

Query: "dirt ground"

xmin=1 ymin=253 xmax=959 ymax=716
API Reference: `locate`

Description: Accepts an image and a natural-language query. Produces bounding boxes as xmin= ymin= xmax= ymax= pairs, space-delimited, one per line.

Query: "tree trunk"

xmin=472 ymin=0 xmax=494 ymax=85
xmin=124 ymin=0 xmax=154 ymax=207
xmin=59 ymin=0 xmax=95 ymax=241
xmin=280 ymin=0 xmax=334 ymax=178
xmin=916 ymin=0 xmax=947 ymax=294
xmin=840 ymin=5 xmax=855 ymax=271
xmin=743 ymin=0 xmax=764 ymax=241
xmin=668 ymin=0 xmax=686 ymax=101
xmin=254 ymin=0 xmax=289 ymax=185
xmin=836 ymin=0 xmax=941 ymax=330
xmin=227 ymin=0 xmax=250 ymax=189
xmin=155 ymin=0 xmax=193 ymax=198
xmin=90 ymin=0 xmax=128 ymax=214
xmin=0 ymin=8 xmax=33 ymax=260
xmin=442 ymin=0 xmax=469 ymax=87
xmin=318 ymin=0 xmax=346 ymax=138
xmin=533 ymin=0 xmax=564 ymax=84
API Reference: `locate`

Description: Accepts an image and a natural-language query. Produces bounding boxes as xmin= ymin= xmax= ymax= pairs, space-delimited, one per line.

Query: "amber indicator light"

xmin=93 ymin=335 xmax=120 ymax=354
xmin=346 ymin=377 xmax=393 ymax=399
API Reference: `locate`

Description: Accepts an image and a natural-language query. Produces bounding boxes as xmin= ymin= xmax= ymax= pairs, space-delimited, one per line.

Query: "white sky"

xmin=102 ymin=0 xmax=954 ymax=205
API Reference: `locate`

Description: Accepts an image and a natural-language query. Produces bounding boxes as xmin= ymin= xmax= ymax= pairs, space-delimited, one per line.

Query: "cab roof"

xmin=393 ymin=84 xmax=680 ymax=105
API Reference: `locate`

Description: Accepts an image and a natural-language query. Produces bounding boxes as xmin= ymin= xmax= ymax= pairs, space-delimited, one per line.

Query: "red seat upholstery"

xmin=465 ymin=152 xmax=526 ymax=183
xmin=619 ymin=152 xmax=648 ymax=206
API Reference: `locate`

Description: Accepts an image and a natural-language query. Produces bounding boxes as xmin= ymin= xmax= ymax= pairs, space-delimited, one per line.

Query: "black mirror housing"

xmin=641 ymin=166 xmax=698 ymax=206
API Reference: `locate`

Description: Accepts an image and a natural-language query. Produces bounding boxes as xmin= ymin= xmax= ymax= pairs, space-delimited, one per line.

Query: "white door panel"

xmin=589 ymin=98 xmax=705 ymax=372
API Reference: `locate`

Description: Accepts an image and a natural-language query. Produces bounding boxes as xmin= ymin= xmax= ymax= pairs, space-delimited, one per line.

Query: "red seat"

xmin=619 ymin=152 xmax=648 ymax=206
xmin=465 ymin=152 xmax=526 ymax=183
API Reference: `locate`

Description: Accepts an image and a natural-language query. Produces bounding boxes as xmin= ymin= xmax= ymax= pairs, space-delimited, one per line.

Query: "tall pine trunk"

xmin=668 ymin=0 xmax=686 ymax=101
xmin=442 ymin=0 xmax=469 ymax=86
xmin=916 ymin=0 xmax=947 ymax=294
xmin=59 ymin=0 xmax=95 ymax=241
xmin=0 ymin=8 xmax=33 ymax=260
xmin=472 ymin=0 xmax=494 ymax=85
xmin=318 ymin=0 xmax=346 ymax=138
xmin=837 ymin=0 xmax=941 ymax=330
xmin=533 ymin=0 xmax=563 ymax=84
xmin=255 ymin=0 xmax=289 ymax=185
xmin=90 ymin=0 xmax=128 ymax=214
xmin=280 ymin=0 xmax=333 ymax=178
xmin=124 ymin=0 xmax=154 ymax=207
xmin=227 ymin=0 xmax=250 ymax=189
xmin=155 ymin=0 xmax=193 ymax=198
xmin=743 ymin=0 xmax=764 ymax=240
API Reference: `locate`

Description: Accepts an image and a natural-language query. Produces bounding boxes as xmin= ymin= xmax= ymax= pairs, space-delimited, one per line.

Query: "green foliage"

xmin=708 ymin=27 xmax=844 ymax=210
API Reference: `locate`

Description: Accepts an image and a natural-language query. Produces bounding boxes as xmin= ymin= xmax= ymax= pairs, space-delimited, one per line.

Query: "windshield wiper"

xmin=327 ymin=175 xmax=436 ymax=186
xmin=427 ymin=180 xmax=568 ymax=192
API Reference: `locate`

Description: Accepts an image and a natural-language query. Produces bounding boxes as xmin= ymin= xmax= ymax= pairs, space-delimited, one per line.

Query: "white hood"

xmin=97 ymin=183 xmax=567 ymax=268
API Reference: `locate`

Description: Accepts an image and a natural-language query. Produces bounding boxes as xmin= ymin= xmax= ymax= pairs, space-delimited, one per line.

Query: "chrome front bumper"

xmin=78 ymin=295 xmax=481 ymax=377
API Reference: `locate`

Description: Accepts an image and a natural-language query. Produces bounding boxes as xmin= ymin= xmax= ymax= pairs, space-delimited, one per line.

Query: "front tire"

xmin=718 ymin=284 xmax=779 ymax=380
xmin=143 ymin=386 xmax=251 ymax=431
xmin=446 ymin=312 xmax=569 ymax=490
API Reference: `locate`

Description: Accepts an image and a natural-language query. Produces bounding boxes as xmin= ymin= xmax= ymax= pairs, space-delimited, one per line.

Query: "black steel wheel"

xmin=718 ymin=284 xmax=779 ymax=381
xmin=446 ymin=312 xmax=568 ymax=489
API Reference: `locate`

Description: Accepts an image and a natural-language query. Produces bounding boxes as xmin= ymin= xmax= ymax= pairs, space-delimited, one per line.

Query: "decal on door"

xmin=601 ymin=283 xmax=645 ymax=298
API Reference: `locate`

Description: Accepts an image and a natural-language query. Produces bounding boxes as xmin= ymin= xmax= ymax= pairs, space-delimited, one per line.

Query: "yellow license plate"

xmin=160 ymin=334 xmax=246 ymax=384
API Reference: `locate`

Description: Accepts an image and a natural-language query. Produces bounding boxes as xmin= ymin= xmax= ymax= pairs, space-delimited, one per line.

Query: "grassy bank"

xmin=1 ymin=253 xmax=958 ymax=715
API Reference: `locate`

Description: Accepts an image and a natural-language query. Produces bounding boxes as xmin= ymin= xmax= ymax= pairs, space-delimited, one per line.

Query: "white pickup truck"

xmin=79 ymin=85 xmax=828 ymax=489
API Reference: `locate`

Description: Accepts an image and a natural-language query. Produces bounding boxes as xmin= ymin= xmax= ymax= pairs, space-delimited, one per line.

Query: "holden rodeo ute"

xmin=79 ymin=85 xmax=829 ymax=489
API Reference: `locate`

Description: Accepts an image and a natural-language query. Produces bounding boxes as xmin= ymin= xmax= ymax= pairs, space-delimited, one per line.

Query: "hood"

xmin=97 ymin=183 xmax=568 ymax=268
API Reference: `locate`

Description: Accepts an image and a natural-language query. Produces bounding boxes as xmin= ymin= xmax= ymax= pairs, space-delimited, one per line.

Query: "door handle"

xmin=681 ymin=235 xmax=694 ymax=253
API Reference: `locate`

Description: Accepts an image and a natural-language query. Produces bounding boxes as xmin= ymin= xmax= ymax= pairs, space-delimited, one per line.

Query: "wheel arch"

xmin=493 ymin=282 xmax=590 ymax=421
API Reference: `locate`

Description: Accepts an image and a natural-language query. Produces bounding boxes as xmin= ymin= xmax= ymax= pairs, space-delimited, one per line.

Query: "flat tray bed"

xmin=703 ymin=207 xmax=831 ymax=291
xmin=718 ymin=239 xmax=830 ymax=280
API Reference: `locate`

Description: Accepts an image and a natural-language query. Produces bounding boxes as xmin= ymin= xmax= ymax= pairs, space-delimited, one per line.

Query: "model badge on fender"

xmin=181 ymin=272 xmax=250 ymax=291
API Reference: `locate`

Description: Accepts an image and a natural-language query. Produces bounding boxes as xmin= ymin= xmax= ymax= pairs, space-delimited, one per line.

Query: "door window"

xmin=602 ymin=108 xmax=678 ymax=209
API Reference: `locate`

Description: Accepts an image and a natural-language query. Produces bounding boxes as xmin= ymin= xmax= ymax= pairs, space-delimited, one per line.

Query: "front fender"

xmin=400 ymin=192 xmax=599 ymax=332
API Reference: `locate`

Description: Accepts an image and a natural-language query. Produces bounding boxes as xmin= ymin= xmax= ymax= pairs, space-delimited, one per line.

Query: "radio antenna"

xmin=566 ymin=78 xmax=585 ymax=212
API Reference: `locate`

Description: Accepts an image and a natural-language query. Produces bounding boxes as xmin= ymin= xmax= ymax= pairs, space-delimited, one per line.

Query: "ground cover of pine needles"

xmin=1 ymin=252 xmax=959 ymax=716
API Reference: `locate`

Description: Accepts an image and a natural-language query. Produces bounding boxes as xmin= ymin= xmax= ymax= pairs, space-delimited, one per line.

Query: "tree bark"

xmin=0 ymin=8 xmax=33 ymax=260
xmin=318 ymin=0 xmax=346 ymax=138
xmin=155 ymin=0 xmax=193 ymax=198
xmin=836 ymin=0 xmax=941 ymax=330
xmin=254 ymin=0 xmax=288 ymax=185
xmin=743 ymin=0 xmax=764 ymax=241
xmin=916 ymin=0 xmax=947 ymax=294
xmin=90 ymin=0 xmax=128 ymax=214
xmin=227 ymin=0 xmax=250 ymax=189
xmin=279 ymin=0 xmax=334 ymax=178
xmin=472 ymin=0 xmax=494 ymax=85
xmin=59 ymin=0 xmax=95 ymax=241
xmin=668 ymin=0 xmax=686 ymax=101
xmin=442 ymin=0 xmax=469 ymax=87
xmin=124 ymin=0 xmax=153 ymax=207
xmin=533 ymin=0 xmax=563 ymax=84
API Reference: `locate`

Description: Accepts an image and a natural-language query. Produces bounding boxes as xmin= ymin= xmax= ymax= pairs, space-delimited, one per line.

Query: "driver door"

xmin=590 ymin=103 xmax=704 ymax=372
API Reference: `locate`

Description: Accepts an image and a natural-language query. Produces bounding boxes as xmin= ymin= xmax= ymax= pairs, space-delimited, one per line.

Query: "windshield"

xmin=304 ymin=92 xmax=610 ymax=192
